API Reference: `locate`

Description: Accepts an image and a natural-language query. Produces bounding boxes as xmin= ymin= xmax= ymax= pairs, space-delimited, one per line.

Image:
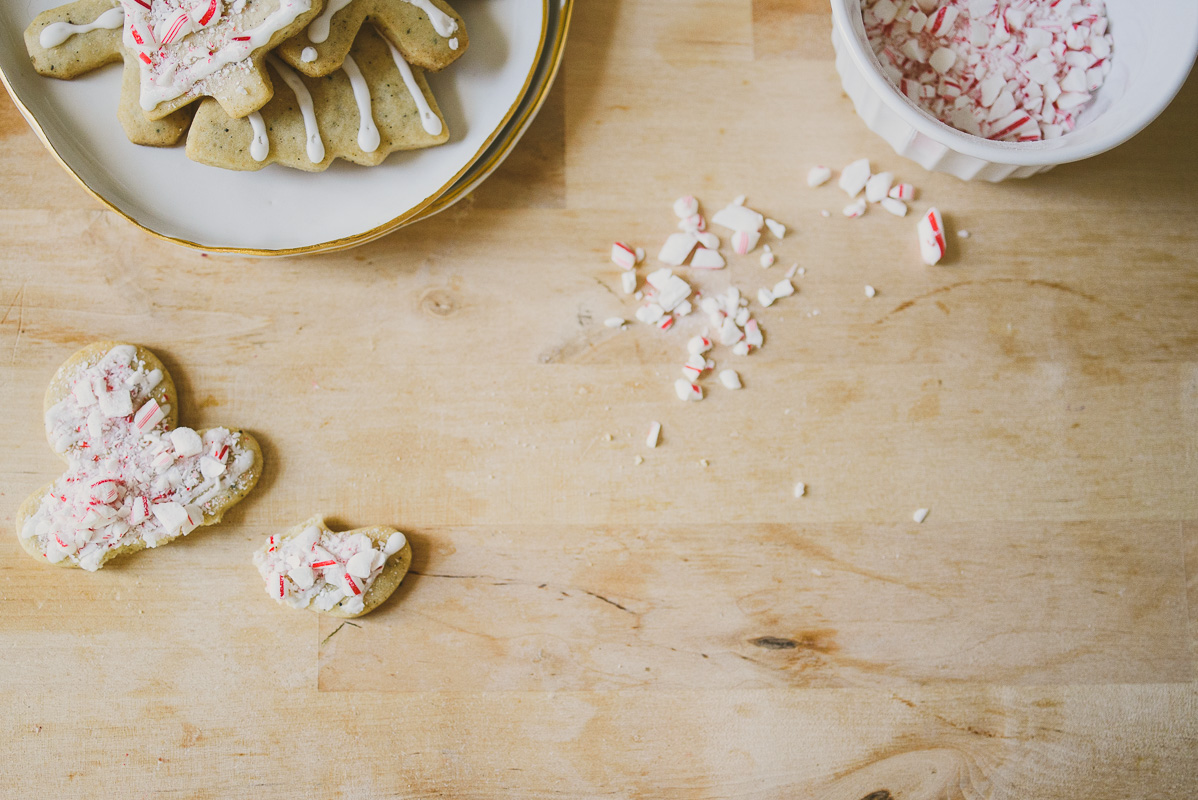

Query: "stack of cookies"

xmin=23 ymin=0 xmax=467 ymax=171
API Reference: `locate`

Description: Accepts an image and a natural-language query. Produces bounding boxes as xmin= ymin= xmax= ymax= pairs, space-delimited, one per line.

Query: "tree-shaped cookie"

xmin=25 ymin=0 xmax=327 ymax=128
xmin=186 ymin=25 xmax=448 ymax=172
xmin=253 ymin=516 xmax=412 ymax=617
xmin=17 ymin=342 xmax=263 ymax=571
xmin=273 ymin=0 xmax=465 ymax=77
xmin=24 ymin=0 xmax=194 ymax=145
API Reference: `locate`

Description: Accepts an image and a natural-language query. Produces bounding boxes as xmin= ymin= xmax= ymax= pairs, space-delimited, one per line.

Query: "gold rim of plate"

xmin=0 ymin=0 xmax=557 ymax=257
xmin=407 ymin=0 xmax=572 ymax=225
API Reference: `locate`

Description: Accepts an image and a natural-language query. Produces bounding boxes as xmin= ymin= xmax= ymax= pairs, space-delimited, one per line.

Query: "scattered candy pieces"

xmin=913 ymin=508 xmax=930 ymax=524
xmin=865 ymin=285 xmax=877 ymax=298
xmin=765 ymin=218 xmax=786 ymax=239
xmin=604 ymin=317 xmax=626 ymax=329
xmin=674 ymin=379 xmax=703 ymax=402
xmin=881 ymin=197 xmax=908 ymax=217
xmin=719 ymin=369 xmax=742 ymax=390
xmin=611 ymin=242 xmax=637 ymax=270
xmin=794 ymin=482 xmax=806 ymax=498
xmin=843 ymin=199 xmax=867 ymax=218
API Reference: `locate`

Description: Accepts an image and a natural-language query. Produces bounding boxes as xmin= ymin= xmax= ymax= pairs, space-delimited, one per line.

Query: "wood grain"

xmin=1 ymin=0 xmax=1197 ymax=795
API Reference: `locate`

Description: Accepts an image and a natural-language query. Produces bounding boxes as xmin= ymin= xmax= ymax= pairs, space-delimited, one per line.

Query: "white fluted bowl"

xmin=830 ymin=0 xmax=1198 ymax=181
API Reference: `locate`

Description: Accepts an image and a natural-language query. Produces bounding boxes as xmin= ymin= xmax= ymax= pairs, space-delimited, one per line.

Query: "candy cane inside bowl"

xmin=830 ymin=0 xmax=1198 ymax=181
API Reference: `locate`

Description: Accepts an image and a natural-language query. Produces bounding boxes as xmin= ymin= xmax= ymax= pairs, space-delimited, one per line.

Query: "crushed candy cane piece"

xmin=635 ymin=304 xmax=665 ymax=324
xmin=658 ymin=232 xmax=699 ymax=266
xmin=712 ymin=204 xmax=764 ymax=233
xmin=881 ymin=198 xmax=908 ymax=217
xmin=646 ymin=421 xmax=661 ymax=448
xmin=772 ymin=279 xmax=794 ymax=298
xmin=169 ymin=427 xmax=203 ymax=457
xmin=133 ymin=398 xmax=165 ymax=433
xmin=744 ymin=318 xmax=763 ymax=348
xmin=917 ymin=207 xmax=947 ymax=265
xmin=807 ymin=165 xmax=832 ymax=187
xmin=691 ymin=248 xmax=726 ymax=270
xmin=913 ymin=508 xmax=929 ymax=523
xmin=687 ymin=336 xmax=713 ymax=356
xmin=794 ymin=482 xmax=806 ymax=498
xmin=604 ymin=317 xmax=626 ymax=329
xmin=865 ymin=172 xmax=895 ymax=203
xmin=765 ymin=218 xmax=786 ymax=239
xmin=838 ymin=158 xmax=871 ymax=197
xmin=889 ymin=183 xmax=915 ymax=201
xmin=719 ymin=317 xmax=743 ymax=346
xmin=673 ymin=195 xmax=699 ymax=219
xmin=760 ymin=250 xmax=775 ymax=268
xmin=731 ymin=230 xmax=761 ymax=256
xmin=611 ymin=242 xmax=637 ymax=270
xmin=719 ymin=369 xmax=742 ymax=390
xmin=674 ymin=379 xmax=703 ymax=402
xmin=621 ymin=271 xmax=637 ymax=294
xmin=843 ymin=199 xmax=867 ymax=218
xmin=682 ymin=353 xmax=708 ymax=380
xmin=865 ymin=285 xmax=877 ymax=298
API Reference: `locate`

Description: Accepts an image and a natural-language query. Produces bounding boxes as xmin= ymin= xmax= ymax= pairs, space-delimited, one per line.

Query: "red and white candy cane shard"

xmin=277 ymin=574 xmax=287 ymax=599
xmin=917 ymin=207 xmax=947 ymax=266
xmin=345 ymin=573 xmax=363 ymax=596
xmin=807 ymin=165 xmax=832 ymax=188
xmin=195 ymin=0 xmax=220 ymax=27
xmin=133 ymin=398 xmax=165 ymax=434
xmin=673 ymin=195 xmax=699 ymax=219
xmin=131 ymin=0 xmax=152 ymax=9
xmin=731 ymin=230 xmax=760 ymax=256
xmin=212 ymin=444 xmax=230 ymax=462
xmin=611 ymin=242 xmax=637 ymax=270
xmin=843 ymin=199 xmax=867 ymax=218
xmin=158 ymin=11 xmax=191 ymax=45
xmin=657 ymin=316 xmax=675 ymax=332
xmin=90 ymin=479 xmax=120 ymax=505
xmin=889 ymin=183 xmax=915 ymax=202
xmin=674 ymin=379 xmax=703 ymax=402
xmin=267 ymin=535 xmax=277 ymax=553
xmin=687 ymin=336 xmax=712 ymax=356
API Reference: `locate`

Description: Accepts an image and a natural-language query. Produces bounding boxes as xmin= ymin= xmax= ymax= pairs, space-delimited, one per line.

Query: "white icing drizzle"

xmin=248 ymin=111 xmax=270 ymax=161
xmin=384 ymin=38 xmax=443 ymax=137
xmin=301 ymin=46 xmax=318 ymax=62
xmin=40 ymin=6 xmax=124 ymax=49
xmin=341 ymin=54 xmax=380 ymax=153
xmin=306 ymin=0 xmax=352 ymax=43
xmin=268 ymin=55 xmax=325 ymax=163
xmin=122 ymin=0 xmax=313 ymax=111
xmin=448 ymin=37 xmax=458 ymax=51
xmin=404 ymin=0 xmax=458 ymax=38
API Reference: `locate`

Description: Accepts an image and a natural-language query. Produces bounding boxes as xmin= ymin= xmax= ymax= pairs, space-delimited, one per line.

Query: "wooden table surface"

xmin=2 ymin=2 xmax=1197 ymax=797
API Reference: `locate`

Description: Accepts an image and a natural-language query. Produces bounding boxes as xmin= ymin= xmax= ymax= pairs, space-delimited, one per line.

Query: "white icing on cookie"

xmin=121 ymin=0 xmax=313 ymax=111
xmin=301 ymin=45 xmax=318 ymax=62
xmin=404 ymin=0 xmax=457 ymax=37
xmin=341 ymin=53 xmax=380 ymax=153
xmin=40 ymin=6 xmax=124 ymax=49
xmin=269 ymin=55 xmax=325 ymax=163
xmin=306 ymin=0 xmax=352 ymax=43
xmin=22 ymin=345 xmax=255 ymax=571
xmin=247 ymin=111 xmax=270 ymax=161
xmin=384 ymin=37 xmax=442 ymax=136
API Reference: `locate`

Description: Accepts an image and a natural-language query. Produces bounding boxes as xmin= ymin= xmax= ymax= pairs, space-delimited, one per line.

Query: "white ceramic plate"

xmin=0 ymin=0 xmax=547 ymax=253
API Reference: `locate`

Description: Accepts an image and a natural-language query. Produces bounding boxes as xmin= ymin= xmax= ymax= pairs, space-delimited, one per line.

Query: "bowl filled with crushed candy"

xmin=830 ymin=0 xmax=1198 ymax=180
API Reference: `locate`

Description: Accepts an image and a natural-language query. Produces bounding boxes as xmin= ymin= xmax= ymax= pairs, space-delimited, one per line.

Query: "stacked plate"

xmin=0 ymin=0 xmax=573 ymax=255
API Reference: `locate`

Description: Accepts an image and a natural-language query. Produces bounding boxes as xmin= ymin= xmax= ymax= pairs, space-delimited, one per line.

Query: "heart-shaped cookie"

xmin=16 ymin=342 xmax=263 ymax=571
xmin=253 ymin=515 xmax=411 ymax=617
